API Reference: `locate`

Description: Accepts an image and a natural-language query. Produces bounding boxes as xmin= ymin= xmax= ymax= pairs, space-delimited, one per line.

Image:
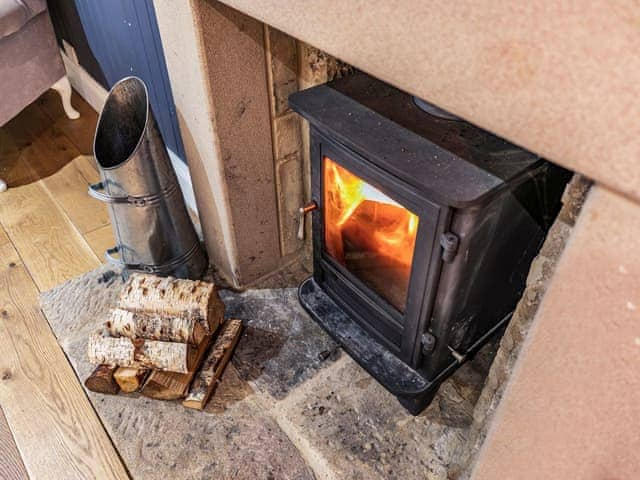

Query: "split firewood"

xmin=114 ymin=367 xmax=149 ymax=393
xmin=117 ymin=273 xmax=224 ymax=334
xmin=140 ymin=334 xmax=214 ymax=400
xmin=183 ymin=319 xmax=243 ymax=410
xmin=87 ymin=328 xmax=198 ymax=373
xmin=85 ymin=365 xmax=119 ymax=395
xmin=106 ymin=308 xmax=206 ymax=345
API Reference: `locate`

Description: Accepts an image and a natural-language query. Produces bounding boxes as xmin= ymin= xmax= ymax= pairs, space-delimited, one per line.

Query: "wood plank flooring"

xmin=0 ymin=223 xmax=9 ymax=246
xmin=0 ymin=92 xmax=128 ymax=479
xmin=0 ymin=244 xmax=128 ymax=479
xmin=41 ymin=160 xmax=111 ymax=235
xmin=0 ymin=179 xmax=101 ymax=291
xmin=84 ymin=224 xmax=117 ymax=259
xmin=0 ymin=406 xmax=27 ymax=480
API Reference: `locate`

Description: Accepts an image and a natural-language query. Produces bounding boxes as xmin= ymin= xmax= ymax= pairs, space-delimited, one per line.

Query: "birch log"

xmin=117 ymin=273 xmax=224 ymax=333
xmin=105 ymin=308 xmax=206 ymax=345
xmin=140 ymin=334 xmax=213 ymax=400
xmin=114 ymin=367 xmax=149 ymax=393
xmin=87 ymin=329 xmax=197 ymax=373
xmin=183 ymin=319 xmax=243 ymax=410
xmin=85 ymin=365 xmax=119 ymax=394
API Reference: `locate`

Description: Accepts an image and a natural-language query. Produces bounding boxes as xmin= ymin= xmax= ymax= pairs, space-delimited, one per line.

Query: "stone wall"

xmin=265 ymin=27 xmax=304 ymax=258
xmin=253 ymin=27 xmax=352 ymax=287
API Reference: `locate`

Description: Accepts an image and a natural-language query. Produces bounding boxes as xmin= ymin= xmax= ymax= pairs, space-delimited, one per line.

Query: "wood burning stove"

xmin=290 ymin=73 xmax=570 ymax=414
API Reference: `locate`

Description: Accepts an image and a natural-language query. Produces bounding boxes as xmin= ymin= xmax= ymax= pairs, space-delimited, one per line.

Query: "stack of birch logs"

xmin=85 ymin=273 xmax=242 ymax=410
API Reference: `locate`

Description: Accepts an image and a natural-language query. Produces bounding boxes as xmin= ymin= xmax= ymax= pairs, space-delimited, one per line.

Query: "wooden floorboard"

xmin=84 ymin=224 xmax=116 ymax=260
xmin=0 ymin=243 xmax=129 ymax=479
xmin=2 ymin=102 xmax=52 ymax=150
xmin=0 ymin=129 xmax=38 ymax=187
xmin=41 ymin=161 xmax=110 ymax=234
xmin=0 ymin=178 xmax=100 ymax=291
xmin=14 ymin=120 xmax=110 ymax=235
xmin=18 ymin=125 xmax=79 ymax=184
xmin=0 ymin=406 xmax=28 ymax=480
xmin=37 ymin=91 xmax=98 ymax=156
xmin=0 ymin=223 xmax=9 ymax=246
xmin=73 ymin=154 xmax=101 ymax=184
xmin=0 ymin=89 xmax=129 ymax=477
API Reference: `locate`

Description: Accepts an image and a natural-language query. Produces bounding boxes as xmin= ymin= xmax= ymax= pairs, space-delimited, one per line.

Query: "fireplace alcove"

xmin=152 ymin=1 xmax=569 ymax=414
xmin=290 ymin=73 xmax=571 ymax=413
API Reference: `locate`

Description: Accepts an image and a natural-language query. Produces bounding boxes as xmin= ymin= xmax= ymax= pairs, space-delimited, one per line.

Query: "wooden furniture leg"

xmin=51 ymin=76 xmax=80 ymax=120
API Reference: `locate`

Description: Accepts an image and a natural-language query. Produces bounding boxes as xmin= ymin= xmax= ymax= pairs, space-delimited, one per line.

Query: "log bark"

xmin=113 ymin=367 xmax=149 ymax=393
xmin=105 ymin=308 xmax=206 ymax=345
xmin=117 ymin=273 xmax=224 ymax=334
xmin=87 ymin=328 xmax=197 ymax=373
xmin=84 ymin=365 xmax=119 ymax=395
xmin=183 ymin=319 xmax=243 ymax=410
xmin=140 ymin=334 xmax=213 ymax=400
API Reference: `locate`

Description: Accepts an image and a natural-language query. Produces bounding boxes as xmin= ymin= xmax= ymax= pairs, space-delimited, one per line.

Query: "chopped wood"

xmin=140 ymin=334 xmax=214 ymax=400
xmin=117 ymin=273 xmax=224 ymax=334
xmin=84 ymin=365 xmax=119 ymax=395
xmin=87 ymin=328 xmax=198 ymax=373
xmin=113 ymin=367 xmax=149 ymax=393
xmin=106 ymin=308 xmax=206 ymax=345
xmin=183 ymin=319 xmax=243 ymax=410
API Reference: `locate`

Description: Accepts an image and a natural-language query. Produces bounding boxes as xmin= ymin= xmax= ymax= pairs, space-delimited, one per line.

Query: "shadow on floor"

xmin=0 ymin=90 xmax=97 ymax=187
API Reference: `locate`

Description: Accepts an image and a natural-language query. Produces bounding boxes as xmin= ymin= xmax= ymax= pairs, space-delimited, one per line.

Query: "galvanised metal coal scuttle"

xmin=89 ymin=76 xmax=207 ymax=279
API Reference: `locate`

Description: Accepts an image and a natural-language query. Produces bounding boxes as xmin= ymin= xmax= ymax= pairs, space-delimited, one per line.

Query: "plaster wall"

xmin=153 ymin=0 xmax=239 ymax=283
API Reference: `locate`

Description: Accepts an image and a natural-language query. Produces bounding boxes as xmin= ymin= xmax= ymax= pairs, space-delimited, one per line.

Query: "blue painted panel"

xmin=73 ymin=0 xmax=185 ymax=160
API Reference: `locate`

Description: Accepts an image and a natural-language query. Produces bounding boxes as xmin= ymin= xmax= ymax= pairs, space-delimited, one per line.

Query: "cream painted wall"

xmin=153 ymin=0 xmax=240 ymax=285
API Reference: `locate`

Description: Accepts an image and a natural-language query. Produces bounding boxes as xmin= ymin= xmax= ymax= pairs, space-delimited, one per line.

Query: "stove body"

xmin=290 ymin=74 xmax=570 ymax=414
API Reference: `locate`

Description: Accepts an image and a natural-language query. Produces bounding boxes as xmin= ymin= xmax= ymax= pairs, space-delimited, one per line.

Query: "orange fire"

xmin=323 ymin=157 xmax=419 ymax=311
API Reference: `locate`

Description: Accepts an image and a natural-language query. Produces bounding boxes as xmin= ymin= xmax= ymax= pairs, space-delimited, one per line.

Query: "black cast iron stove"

xmin=289 ymin=73 xmax=570 ymax=414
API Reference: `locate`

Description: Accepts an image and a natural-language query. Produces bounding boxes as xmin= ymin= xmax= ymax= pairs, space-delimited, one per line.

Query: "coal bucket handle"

xmin=104 ymin=245 xmax=126 ymax=267
xmin=88 ymin=182 xmax=133 ymax=204
xmin=104 ymin=245 xmax=163 ymax=274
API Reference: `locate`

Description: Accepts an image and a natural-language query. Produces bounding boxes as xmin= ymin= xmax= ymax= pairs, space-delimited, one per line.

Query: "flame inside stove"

xmin=323 ymin=157 xmax=419 ymax=311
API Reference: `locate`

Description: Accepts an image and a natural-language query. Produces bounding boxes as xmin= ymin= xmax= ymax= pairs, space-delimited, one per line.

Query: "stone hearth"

xmin=40 ymin=265 xmax=495 ymax=480
xmin=39 ymin=174 xmax=587 ymax=479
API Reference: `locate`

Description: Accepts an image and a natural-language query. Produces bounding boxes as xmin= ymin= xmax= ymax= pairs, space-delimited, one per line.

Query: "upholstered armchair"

xmin=0 ymin=0 xmax=79 ymax=191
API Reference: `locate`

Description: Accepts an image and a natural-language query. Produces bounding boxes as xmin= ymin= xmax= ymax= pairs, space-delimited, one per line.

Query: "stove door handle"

xmin=297 ymin=201 xmax=318 ymax=240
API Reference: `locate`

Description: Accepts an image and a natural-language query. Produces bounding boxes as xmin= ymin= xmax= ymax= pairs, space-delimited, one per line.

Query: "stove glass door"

xmin=323 ymin=156 xmax=419 ymax=312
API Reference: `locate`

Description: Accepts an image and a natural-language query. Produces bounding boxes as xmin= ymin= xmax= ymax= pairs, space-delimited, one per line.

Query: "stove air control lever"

xmin=447 ymin=346 xmax=467 ymax=364
xmin=297 ymin=201 xmax=318 ymax=240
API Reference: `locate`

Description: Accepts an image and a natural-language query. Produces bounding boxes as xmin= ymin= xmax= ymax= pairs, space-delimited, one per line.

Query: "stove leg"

xmin=397 ymin=387 xmax=439 ymax=415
